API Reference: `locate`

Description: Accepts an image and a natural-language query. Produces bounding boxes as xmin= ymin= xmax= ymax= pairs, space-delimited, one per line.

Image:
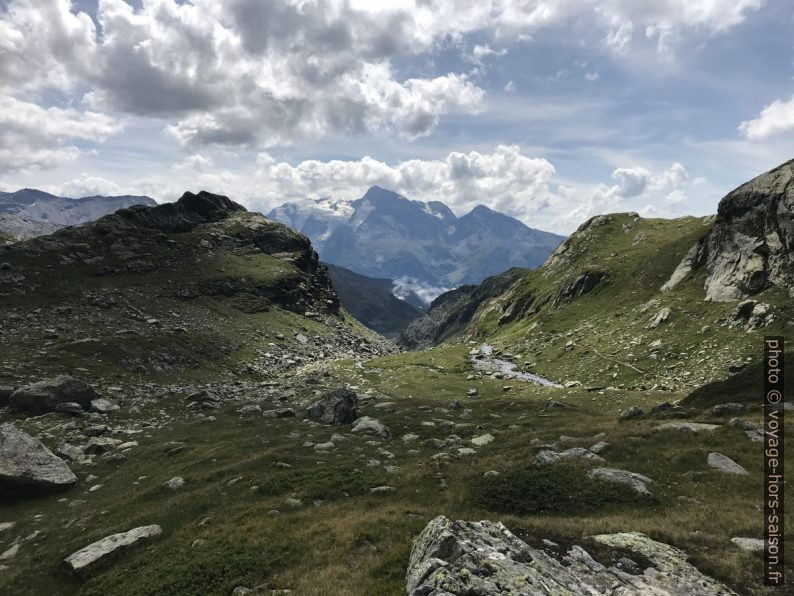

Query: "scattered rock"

xmin=588 ymin=467 xmax=652 ymax=494
xmin=163 ymin=476 xmax=185 ymax=490
xmin=262 ymin=408 xmax=296 ymax=418
xmin=589 ymin=441 xmax=609 ymax=454
xmin=648 ymin=307 xmax=671 ymax=329
xmin=470 ymin=434 xmax=494 ymax=447
xmin=731 ymin=537 xmax=765 ymax=553
xmin=657 ymin=422 xmax=719 ymax=433
xmin=351 ymin=416 xmax=390 ymax=438
xmin=90 ymin=398 xmax=120 ymax=414
xmin=54 ymin=402 xmax=85 ymax=415
xmin=712 ymin=403 xmax=744 ymax=416
xmin=618 ymin=405 xmax=644 ymax=421
xmin=307 ymin=388 xmax=359 ymax=425
xmin=64 ymin=525 xmax=162 ymax=575
xmin=369 ymin=486 xmax=395 ymax=494
xmin=0 ymin=424 xmax=76 ymax=494
xmin=707 ymin=453 xmax=748 ymax=475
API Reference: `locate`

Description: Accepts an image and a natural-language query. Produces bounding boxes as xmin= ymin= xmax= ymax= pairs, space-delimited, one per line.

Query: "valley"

xmin=1 ymin=161 xmax=792 ymax=595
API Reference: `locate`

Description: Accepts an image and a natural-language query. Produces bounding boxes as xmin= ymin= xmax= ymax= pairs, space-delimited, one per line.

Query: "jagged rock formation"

xmin=554 ymin=270 xmax=607 ymax=305
xmin=0 ymin=424 xmax=77 ymax=494
xmin=662 ymin=158 xmax=794 ymax=300
xmin=406 ymin=516 xmax=737 ymax=595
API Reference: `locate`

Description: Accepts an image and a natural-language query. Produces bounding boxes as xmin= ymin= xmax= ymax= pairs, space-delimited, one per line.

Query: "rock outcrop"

xmin=307 ymin=388 xmax=359 ymax=425
xmin=0 ymin=424 xmax=77 ymax=494
xmin=662 ymin=158 xmax=793 ymax=300
xmin=64 ymin=525 xmax=162 ymax=575
xmin=398 ymin=268 xmax=528 ymax=349
xmin=9 ymin=375 xmax=99 ymax=413
xmin=406 ymin=515 xmax=737 ymax=595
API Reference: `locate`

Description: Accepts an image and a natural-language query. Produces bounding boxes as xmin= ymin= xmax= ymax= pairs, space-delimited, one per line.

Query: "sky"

xmin=1 ymin=0 xmax=793 ymax=234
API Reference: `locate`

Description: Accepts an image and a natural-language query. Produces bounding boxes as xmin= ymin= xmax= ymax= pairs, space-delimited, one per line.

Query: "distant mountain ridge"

xmin=269 ymin=186 xmax=564 ymax=303
xmin=0 ymin=188 xmax=157 ymax=240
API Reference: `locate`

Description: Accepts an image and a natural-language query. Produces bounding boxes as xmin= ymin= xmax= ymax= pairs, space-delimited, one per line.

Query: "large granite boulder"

xmin=0 ymin=424 xmax=76 ymax=494
xmin=661 ymin=158 xmax=793 ymax=300
xmin=64 ymin=525 xmax=162 ymax=575
xmin=9 ymin=375 xmax=99 ymax=413
xmin=406 ymin=515 xmax=737 ymax=595
xmin=307 ymin=388 xmax=359 ymax=425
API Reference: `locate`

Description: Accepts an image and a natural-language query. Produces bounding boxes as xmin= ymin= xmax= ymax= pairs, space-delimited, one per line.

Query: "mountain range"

xmin=269 ymin=186 xmax=565 ymax=302
xmin=0 ymin=189 xmax=157 ymax=241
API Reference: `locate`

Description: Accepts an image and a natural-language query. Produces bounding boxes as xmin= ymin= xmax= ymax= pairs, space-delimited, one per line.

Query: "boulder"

xmin=0 ymin=424 xmax=76 ymax=494
xmin=707 ymin=452 xmax=749 ymax=475
xmin=90 ymin=398 xmax=120 ymax=414
xmin=406 ymin=516 xmax=737 ymax=595
xmin=9 ymin=376 xmax=98 ymax=413
xmin=307 ymin=388 xmax=358 ymax=425
xmin=588 ymin=467 xmax=652 ymax=495
xmin=648 ymin=307 xmax=671 ymax=329
xmin=712 ymin=403 xmax=744 ymax=416
xmin=64 ymin=525 xmax=162 ymax=575
xmin=351 ymin=416 xmax=391 ymax=438
xmin=731 ymin=537 xmax=765 ymax=553
xmin=54 ymin=402 xmax=85 ymax=416
xmin=618 ymin=405 xmax=644 ymax=421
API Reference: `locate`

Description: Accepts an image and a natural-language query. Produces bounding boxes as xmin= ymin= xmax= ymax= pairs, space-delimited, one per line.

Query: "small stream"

xmin=471 ymin=344 xmax=561 ymax=387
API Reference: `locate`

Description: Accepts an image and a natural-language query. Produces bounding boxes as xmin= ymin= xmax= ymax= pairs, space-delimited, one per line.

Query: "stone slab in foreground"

xmin=64 ymin=525 xmax=162 ymax=575
xmin=406 ymin=515 xmax=737 ymax=595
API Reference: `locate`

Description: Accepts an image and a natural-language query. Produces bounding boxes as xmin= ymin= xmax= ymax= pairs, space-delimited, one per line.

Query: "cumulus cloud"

xmin=47 ymin=145 xmax=698 ymax=234
xmin=392 ymin=276 xmax=451 ymax=305
xmin=59 ymin=173 xmax=124 ymax=198
xmin=739 ymin=95 xmax=794 ymax=139
xmin=0 ymin=0 xmax=765 ymax=172
xmin=612 ymin=166 xmax=650 ymax=197
xmin=0 ymin=94 xmax=122 ymax=173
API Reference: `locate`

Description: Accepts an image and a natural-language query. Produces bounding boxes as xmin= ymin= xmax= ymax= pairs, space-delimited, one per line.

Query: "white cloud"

xmin=739 ymin=95 xmax=794 ymax=139
xmin=612 ymin=166 xmax=651 ymax=197
xmin=0 ymin=0 xmax=765 ymax=168
xmin=665 ymin=189 xmax=688 ymax=204
xmin=0 ymin=94 xmax=122 ymax=173
xmin=45 ymin=145 xmax=701 ymax=234
xmin=59 ymin=173 xmax=124 ymax=197
xmin=392 ymin=276 xmax=451 ymax=304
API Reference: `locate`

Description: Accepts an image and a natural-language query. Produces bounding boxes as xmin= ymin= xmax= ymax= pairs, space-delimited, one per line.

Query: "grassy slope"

xmin=0 ymin=212 xmax=341 ymax=387
xmin=461 ymin=214 xmax=792 ymax=390
xmin=326 ymin=263 xmax=422 ymax=338
xmin=1 ymin=345 xmax=790 ymax=595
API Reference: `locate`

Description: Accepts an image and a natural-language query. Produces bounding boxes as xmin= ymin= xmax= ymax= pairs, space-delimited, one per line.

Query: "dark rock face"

xmin=9 ymin=375 xmax=98 ymax=413
xmin=398 ymin=268 xmax=528 ymax=349
xmin=554 ymin=270 xmax=607 ymax=304
xmin=90 ymin=191 xmax=246 ymax=235
xmin=662 ymin=158 xmax=794 ymax=301
xmin=307 ymin=388 xmax=359 ymax=425
xmin=0 ymin=424 xmax=77 ymax=495
xmin=406 ymin=515 xmax=737 ymax=595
